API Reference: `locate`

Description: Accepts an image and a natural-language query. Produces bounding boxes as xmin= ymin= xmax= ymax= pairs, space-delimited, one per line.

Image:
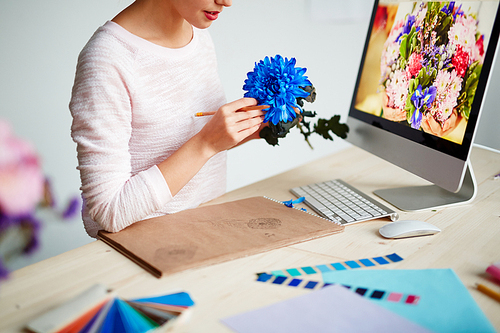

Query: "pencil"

xmin=195 ymin=105 xmax=268 ymax=117
xmin=476 ymin=283 xmax=500 ymax=303
xmin=195 ymin=111 xmax=216 ymax=117
xmin=239 ymin=105 xmax=269 ymax=112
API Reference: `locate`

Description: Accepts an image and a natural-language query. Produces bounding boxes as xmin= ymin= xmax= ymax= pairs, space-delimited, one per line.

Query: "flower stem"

xmin=297 ymin=123 xmax=314 ymax=150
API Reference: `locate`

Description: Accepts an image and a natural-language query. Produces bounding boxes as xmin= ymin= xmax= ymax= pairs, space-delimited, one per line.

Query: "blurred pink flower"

xmin=0 ymin=119 xmax=45 ymax=217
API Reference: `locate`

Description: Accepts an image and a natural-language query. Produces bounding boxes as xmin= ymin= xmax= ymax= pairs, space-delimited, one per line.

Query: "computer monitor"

xmin=346 ymin=0 xmax=500 ymax=211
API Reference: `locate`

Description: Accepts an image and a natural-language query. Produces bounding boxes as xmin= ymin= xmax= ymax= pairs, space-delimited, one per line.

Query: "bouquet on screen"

xmin=243 ymin=55 xmax=348 ymax=147
xmin=380 ymin=2 xmax=485 ymax=136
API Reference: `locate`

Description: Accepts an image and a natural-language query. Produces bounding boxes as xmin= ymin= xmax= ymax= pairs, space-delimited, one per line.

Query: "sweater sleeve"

xmin=69 ymin=38 xmax=172 ymax=233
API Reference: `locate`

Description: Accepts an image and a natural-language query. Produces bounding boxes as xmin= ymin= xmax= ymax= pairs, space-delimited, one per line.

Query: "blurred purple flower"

xmin=0 ymin=212 xmax=42 ymax=254
xmin=0 ymin=259 xmax=9 ymax=281
xmin=0 ymin=119 xmax=81 ymax=282
xmin=21 ymin=215 xmax=41 ymax=255
xmin=62 ymin=197 xmax=81 ymax=220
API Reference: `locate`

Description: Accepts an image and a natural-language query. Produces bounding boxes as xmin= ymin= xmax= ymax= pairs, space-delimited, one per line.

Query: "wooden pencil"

xmin=194 ymin=111 xmax=216 ymax=117
xmin=195 ymin=105 xmax=268 ymax=117
xmin=477 ymin=283 xmax=500 ymax=303
xmin=239 ymin=105 xmax=269 ymax=112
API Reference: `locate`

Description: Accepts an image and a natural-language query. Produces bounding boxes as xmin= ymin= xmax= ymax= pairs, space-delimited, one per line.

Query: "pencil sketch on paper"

xmin=154 ymin=245 xmax=198 ymax=263
xmin=247 ymin=218 xmax=282 ymax=229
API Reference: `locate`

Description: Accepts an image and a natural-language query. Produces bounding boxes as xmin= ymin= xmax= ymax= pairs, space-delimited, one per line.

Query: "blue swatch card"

xmin=99 ymin=300 xmax=124 ymax=333
xmin=131 ymin=292 xmax=195 ymax=307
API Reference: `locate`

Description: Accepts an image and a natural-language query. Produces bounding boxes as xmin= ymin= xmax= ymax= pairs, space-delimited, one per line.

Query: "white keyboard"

xmin=290 ymin=179 xmax=398 ymax=225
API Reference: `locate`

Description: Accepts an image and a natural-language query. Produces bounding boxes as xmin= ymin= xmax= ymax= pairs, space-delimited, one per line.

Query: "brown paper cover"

xmin=98 ymin=197 xmax=344 ymax=277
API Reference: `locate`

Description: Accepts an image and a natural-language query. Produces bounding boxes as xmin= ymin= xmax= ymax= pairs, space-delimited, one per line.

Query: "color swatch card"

xmin=26 ymin=284 xmax=194 ymax=333
xmin=321 ymin=269 xmax=495 ymax=333
xmin=267 ymin=253 xmax=404 ymax=277
xmin=255 ymin=273 xmax=420 ymax=306
xmin=221 ymin=284 xmax=430 ymax=333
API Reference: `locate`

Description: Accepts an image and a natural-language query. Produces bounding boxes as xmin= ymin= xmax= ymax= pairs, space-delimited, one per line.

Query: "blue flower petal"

xmin=411 ymin=108 xmax=423 ymax=129
xmin=243 ymin=55 xmax=312 ymax=124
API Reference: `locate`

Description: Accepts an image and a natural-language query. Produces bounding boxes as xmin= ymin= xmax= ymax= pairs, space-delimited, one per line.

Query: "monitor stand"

xmin=374 ymin=161 xmax=477 ymax=212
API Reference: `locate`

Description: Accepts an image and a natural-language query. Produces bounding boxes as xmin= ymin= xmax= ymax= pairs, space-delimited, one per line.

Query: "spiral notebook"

xmin=98 ymin=196 xmax=344 ymax=278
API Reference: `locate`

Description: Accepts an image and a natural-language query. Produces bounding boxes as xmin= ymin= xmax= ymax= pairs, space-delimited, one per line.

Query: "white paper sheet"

xmin=221 ymin=284 xmax=430 ymax=333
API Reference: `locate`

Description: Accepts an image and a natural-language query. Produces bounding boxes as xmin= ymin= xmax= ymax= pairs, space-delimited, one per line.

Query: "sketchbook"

xmin=98 ymin=196 xmax=344 ymax=278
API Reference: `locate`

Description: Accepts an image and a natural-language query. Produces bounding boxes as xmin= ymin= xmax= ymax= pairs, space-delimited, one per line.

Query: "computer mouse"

xmin=379 ymin=220 xmax=441 ymax=239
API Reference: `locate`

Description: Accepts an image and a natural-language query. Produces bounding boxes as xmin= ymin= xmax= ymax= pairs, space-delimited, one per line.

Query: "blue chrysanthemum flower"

xmin=243 ymin=55 xmax=312 ymax=125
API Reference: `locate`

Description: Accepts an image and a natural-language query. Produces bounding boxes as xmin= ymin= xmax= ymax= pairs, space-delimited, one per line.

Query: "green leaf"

xmin=456 ymin=61 xmax=482 ymax=120
xmin=463 ymin=105 xmax=471 ymax=120
xmin=313 ymin=115 xmax=349 ymax=140
xmin=259 ymin=83 xmax=349 ymax=148
xmin=259 ymin=127 xmax=280 ymax=146
xmin=411 ymin=34 xmax=417 ymax=53
xmin=400 ymin=35 xmax=408 ymax=60
xmin=407 ymin=106 xmax=414 ymax=124
xmin=415 ymin=66 xmax=436 ymax=87
xmin=411 ymin=78 xmax=419 ymax=92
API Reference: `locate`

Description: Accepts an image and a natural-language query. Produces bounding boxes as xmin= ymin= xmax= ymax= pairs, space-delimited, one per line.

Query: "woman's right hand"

xmin=197 ymin=97 xmax=266 ymax=156
xmin=157 ymin=98 xmax=266 ymax=197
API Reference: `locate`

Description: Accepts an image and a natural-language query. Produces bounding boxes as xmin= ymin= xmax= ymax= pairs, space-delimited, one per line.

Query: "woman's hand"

xmin=157 ymin=98 xmax=266 ymax=197
xmin=198 ymin=98 xmax=266 ymax=155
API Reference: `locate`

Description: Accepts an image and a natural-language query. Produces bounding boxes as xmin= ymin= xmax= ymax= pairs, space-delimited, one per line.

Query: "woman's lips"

xmin=204 ymin=11 xmax=219 ymax=21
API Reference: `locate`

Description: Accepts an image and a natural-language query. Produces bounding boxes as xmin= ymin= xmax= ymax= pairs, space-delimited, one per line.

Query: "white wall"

xmin=2 ymin=0 xmax=498 ymax=270
xmin=1 ymin=0 xmax=134 ymax=270
xmin=475 ymin=48 xmax=500 ymax=152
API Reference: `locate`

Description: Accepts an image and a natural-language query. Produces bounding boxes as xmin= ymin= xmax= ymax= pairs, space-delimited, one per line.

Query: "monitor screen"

xmin=346 ymin=0 xmax=500 ymax=210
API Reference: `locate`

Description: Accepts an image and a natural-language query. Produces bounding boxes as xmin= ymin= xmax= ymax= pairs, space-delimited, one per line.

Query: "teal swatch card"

xmin=116 ymin=298 xmax=158 ymax=333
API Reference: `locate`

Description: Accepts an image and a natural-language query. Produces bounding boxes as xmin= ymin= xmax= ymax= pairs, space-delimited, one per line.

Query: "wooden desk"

xmin=1 ymin=146 xmax=499 ymax=332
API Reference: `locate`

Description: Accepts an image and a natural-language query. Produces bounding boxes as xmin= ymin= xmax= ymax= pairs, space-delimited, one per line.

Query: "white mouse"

xmin=379 ymin=220 xmax=441 ymax=239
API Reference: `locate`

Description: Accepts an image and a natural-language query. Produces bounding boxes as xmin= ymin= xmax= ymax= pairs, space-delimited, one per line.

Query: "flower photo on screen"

xmin=354 ymin=1 xmax=497 ymax=144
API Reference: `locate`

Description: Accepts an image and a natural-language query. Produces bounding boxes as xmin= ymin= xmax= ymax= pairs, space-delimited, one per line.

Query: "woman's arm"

xmin=158 ymin=98 xmax=265 ymax=196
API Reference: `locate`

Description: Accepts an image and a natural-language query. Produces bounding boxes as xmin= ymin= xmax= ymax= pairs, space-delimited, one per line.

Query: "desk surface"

xmin=1 ymin=145 xmax=499 ymax=332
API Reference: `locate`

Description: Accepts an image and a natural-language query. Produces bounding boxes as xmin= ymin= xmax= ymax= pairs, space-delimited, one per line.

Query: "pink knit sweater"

xmin=70 ymin=21 xmax=227 ymax=238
